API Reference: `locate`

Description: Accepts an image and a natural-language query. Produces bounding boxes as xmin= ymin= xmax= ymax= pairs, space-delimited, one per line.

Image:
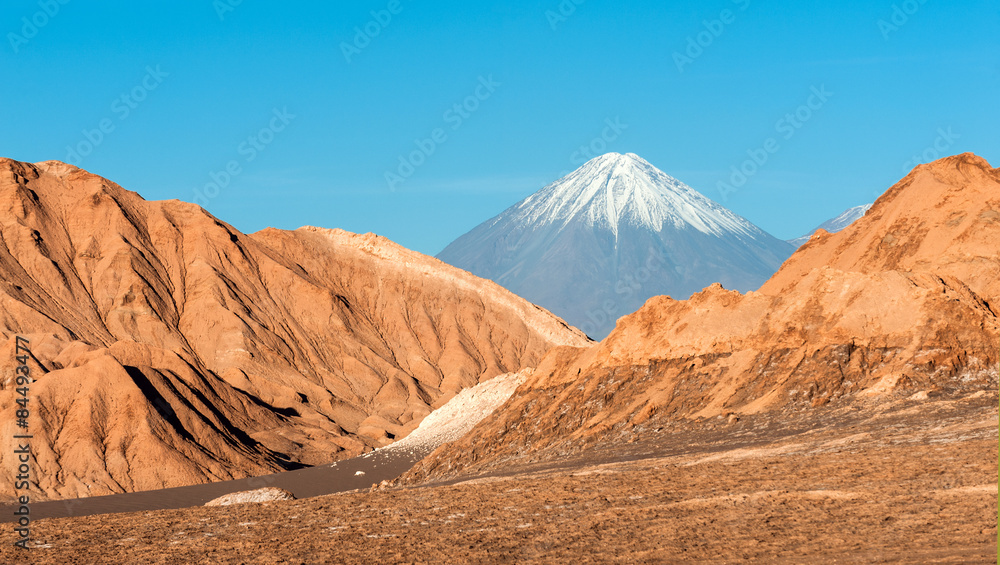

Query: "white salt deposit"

xmin=380 ymin=369 xmax=531 ymax=455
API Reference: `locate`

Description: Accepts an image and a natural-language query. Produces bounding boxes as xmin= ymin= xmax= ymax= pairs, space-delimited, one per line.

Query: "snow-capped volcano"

xmin=515 ymin=152 xmax=764 ymax=240
xmin=438 ymin=153 xmax=795 ymax=339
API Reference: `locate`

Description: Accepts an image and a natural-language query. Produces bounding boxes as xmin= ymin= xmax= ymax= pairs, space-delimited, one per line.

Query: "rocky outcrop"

xmin=765 ymin=153 xmax=1000 ymax=303
xmin=0 ymin=158 xmax=589 ymax=500
xmin=204 ymin=487 xmax=295 ymax=506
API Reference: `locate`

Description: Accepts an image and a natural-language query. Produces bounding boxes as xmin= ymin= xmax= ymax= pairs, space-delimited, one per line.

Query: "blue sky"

xmin=2 ymin=0 xmax=997 ymax=255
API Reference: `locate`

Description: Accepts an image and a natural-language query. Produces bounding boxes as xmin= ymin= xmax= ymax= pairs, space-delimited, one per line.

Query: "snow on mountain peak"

xmin=787 ymin=203 xmax=874 ymax=247
xmin=514 ymin=153 xmax=758 ymax=240
xmin=437 ymin=152 xmax=795 ymax=339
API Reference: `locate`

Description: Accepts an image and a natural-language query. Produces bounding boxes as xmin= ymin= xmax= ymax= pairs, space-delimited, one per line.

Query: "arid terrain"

xmin=402 ymin=153 xmax=1000 ymax=485
xmin=0 ymin=158 xmax=587 ymax=500
xmin=1 ymin=387 xmax=994 ymax=563
xmin=0 ymin=154 xmax=996 ymax=563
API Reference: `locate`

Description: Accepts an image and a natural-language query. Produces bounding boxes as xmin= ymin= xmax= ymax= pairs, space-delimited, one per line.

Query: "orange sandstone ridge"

xmin=0 ymin=158 xmax=589 ymax=500
xmin=403 ymin=153 xmax=1000 ymax=482
xmin=763 ymin=152 xmax=1000 ymax=302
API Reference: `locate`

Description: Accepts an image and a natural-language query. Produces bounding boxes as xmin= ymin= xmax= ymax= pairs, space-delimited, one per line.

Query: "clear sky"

xmin=2 ymin=0 xmax=997 ymax=255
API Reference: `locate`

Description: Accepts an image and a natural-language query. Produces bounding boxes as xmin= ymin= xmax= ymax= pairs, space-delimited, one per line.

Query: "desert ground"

xmin=3 ymin=387 xmax=995 ymax=564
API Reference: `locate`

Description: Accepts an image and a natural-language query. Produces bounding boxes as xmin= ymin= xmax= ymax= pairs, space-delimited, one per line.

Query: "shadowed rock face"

xmin=403 ymin=154 xmax=1000 ymax=483
xmin=0 ymin=158 xmax=589 ymax=500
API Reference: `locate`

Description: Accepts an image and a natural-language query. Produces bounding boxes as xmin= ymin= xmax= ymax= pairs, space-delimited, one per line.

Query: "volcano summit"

xmin=438 ymin=153 xmax=794 ymax=338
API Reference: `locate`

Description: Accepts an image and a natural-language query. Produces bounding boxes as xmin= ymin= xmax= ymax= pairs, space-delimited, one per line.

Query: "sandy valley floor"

xmin=2 ymin=390 xmax=996 ymax=564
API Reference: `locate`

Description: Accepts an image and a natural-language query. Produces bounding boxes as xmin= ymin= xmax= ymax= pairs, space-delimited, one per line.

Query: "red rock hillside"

xmin=0 ymin=159 xmax=589 ymax=500
xmin=403 ymin=153 xmax=1000 ymax=482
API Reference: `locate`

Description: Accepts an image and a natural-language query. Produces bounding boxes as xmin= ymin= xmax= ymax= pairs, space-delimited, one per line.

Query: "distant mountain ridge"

xmin=438 ymin=153 xmax=794 ymax=338
xmin=788 ymin=203 xmax=873 ymax=247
